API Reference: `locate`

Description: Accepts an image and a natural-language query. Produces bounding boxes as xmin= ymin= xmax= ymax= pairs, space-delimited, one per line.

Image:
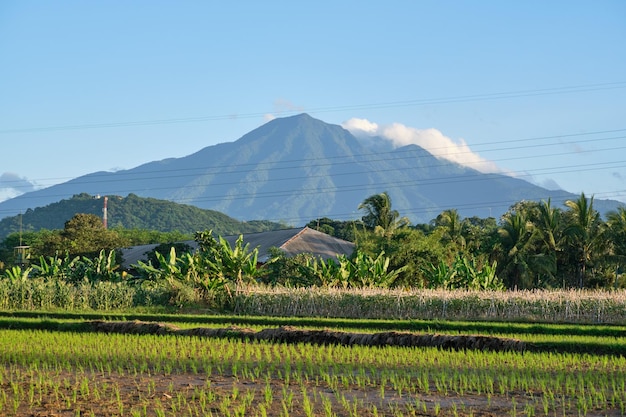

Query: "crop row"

xmin=2 ymin=281 xmax=626 ymax=326
xmin=0 ymin=328 xmax=625 ymax=416
xmin=0 ymin=314 xmax=624 ymax=357
xmin=232 ymin=287 xmax=626 ymax=324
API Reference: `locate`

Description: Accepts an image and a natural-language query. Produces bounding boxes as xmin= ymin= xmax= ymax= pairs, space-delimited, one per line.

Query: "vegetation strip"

xmin=88 ymin=319 xmax=527 ymax=352
xmin=1 ymin=314 xmax=624 ymax=355
xmin=3 ymin=309 xmax=626 ymax=336
xmin=2 ymin=327 xmax=625 ymax=417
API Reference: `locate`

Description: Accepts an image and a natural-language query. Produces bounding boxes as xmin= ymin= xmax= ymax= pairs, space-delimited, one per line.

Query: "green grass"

xmin=1 ymin=312 xmax=624 ymax=355
xmin=0 ymin=327 xmax=624 ymax=416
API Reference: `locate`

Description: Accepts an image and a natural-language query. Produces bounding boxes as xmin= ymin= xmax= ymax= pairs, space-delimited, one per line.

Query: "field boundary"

xmin=88 ymin=320 xmax=527 ymax=352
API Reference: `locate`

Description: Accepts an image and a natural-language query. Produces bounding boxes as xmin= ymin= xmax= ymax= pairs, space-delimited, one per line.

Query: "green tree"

xmin=461 ymin=216 xmax=499 ymax=258
xmin=261 ymin=249 xmax=320 ymax=287
xmin=563 ymin=193 xmax=605 ymax=288
xmin=532 ymin=199 xmax=562 ymax=286
xmin=497 ymin=201 xmax=559 ymax=289
xmin=0 ymin=231 xmax=39 ymax=267
xmin=357 ymin=227 xmax=448 ymax=288
xmin=604 ymin=206 xmax=626 ymax=287
xmin=358 ymin=192 xmax=409 ymax=237
xmin=433 ymin=209 xmax=466 ymax=250
xmin=305 ymin=218 xmax=358 ymax=242
xmin=497 ymin=211 xmax=537 ymax=289
xmin=30 ymin=230 xmax=65 ymax=258
xmin=61 ymin=214 xmax=127 ymax=257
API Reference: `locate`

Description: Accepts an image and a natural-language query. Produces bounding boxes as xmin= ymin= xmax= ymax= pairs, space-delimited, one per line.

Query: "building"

xmin=120 ymin=227 xmax=355 ymax=269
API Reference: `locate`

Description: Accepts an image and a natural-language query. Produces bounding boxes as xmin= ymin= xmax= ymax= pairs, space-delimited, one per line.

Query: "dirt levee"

xmin=88 ymin=320 xmax=526 ymax=352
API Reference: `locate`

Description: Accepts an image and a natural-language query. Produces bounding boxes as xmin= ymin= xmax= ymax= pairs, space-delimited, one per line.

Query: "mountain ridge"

xmin=0 ymin=193 xmax=284 ymax=240
xmin=0 ymin=113 xmax=623 ymax=225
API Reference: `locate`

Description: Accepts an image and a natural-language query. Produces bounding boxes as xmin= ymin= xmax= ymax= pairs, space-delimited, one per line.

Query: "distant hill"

xmin=0 ymin=114 xmax=623 ymax=225
xmin=0 ymin=193 xmax=284 ymax=240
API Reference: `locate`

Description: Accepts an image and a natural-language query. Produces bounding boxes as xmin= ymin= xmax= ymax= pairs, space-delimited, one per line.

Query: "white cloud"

xmin=264 ymin=99 xmax=305 ymax=122
xmin=539 ymin=178 xmax=563 ymax=191
xmin=0 ymin=172 xmax=38 ymax=202
xmin=342 ymin=118 xmax=379 ymax=135
xmin=0 ymin=188 xmax=21 ymax=203
xmin=342 ymin=118 xmax=506 ymax=174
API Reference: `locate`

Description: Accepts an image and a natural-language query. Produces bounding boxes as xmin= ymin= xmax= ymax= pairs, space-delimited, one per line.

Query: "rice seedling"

xmin=0 ymin=307 xmax=624 ymax=416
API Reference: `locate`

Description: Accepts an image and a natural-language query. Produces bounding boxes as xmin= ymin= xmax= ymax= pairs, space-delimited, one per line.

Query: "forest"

xmin=309 ymin=191 xmax=626 ymax=290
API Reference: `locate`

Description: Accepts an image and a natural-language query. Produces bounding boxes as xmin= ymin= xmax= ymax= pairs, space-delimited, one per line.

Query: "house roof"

xmin=119 ymin=226 xmax=355 ymax=268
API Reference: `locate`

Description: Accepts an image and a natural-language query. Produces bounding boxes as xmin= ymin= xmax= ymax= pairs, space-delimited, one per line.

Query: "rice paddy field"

xmin=0 ymin=289 xmax=625 ymax=416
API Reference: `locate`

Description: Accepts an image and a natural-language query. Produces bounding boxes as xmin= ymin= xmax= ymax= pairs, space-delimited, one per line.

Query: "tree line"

xmin=0 ymin=191 xmax=624 ymax=309
xmin=317 ymin=191 xmax=626 ymax=290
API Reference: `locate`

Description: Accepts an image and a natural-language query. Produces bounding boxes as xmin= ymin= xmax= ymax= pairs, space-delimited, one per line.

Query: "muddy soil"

xmin=5 ymin=367 xmax=621 ymax=417
xmin=88 ymin=320 xmax=527 ymax=352
xmin=4 ymin=322 xmax=618 ymax=416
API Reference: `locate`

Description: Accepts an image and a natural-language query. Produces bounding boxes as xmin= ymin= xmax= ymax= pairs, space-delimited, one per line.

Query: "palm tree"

xmin=606 ymin=207 xmax=626 ymax=286
xmin=536 ymin=199 xmax=561 ymax=252
xmin=606 ymin=206 xmax=626 ymax=251
xmin=533 ymin=199 xmax=562 ymax=284
xmin=497 ymin=211 xmax=536 ymax=289
xmin=358 ymin=192 xmax=409 ymax=237
xmin=434 ymin=209 xmax=466 ymax=250
xmin=563 ymin=193 xmax=604 ymax=288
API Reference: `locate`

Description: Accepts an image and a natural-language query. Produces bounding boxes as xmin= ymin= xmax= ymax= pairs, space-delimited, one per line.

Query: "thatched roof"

xmin=120 ymin=227 xmax=355 ymax=268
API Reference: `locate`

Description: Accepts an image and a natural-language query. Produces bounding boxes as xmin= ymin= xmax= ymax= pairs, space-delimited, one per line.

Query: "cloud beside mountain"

xmin=342 ymin=118 xmax=505 ymax=175
xmin=0 ymin=173 xmax=38 ymax=203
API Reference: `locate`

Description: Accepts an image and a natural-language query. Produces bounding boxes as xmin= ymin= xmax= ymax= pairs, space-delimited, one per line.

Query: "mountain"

xmin=0 ymin=113 xmax=623 ymax=225
xmin=0 ymin=193 xmax=284 ymax=240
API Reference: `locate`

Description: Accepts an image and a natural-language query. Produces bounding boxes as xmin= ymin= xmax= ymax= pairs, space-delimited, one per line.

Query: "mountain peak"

xmin=255 ymin=113 xmax=333 ymax=133
xmin=235 ymin=113 xmax=364 ymax=157
xmin=0 ymin=115 xmax=623 ymax=225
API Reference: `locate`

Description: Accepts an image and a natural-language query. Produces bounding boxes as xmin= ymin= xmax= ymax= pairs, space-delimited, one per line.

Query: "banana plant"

xmin=3 ymin=265 xmax=33 ymax=282
xmin=133 ymin=246 xmax=230 ymax=306
xmin=306 ymin=256 xmax=341 ymax=287
xmin=178 ymin=251 xmax=228 ymax=297
xmin=195 ymin=231 xmax=259 ymax=290
xmin=352 ymin=251 xmax=405 ymax=288
xmin=133 ymin=246 xmax=183 ymax=283
xmin=471 ymin=260 xmax=504 ymax=290
xmin=81 ymin=250 xmax=122 ymax=282
xmin=32 ymin=253 xmax=80 ymax=281
xmin=217 ymin=235 xmax=258 ymax=286
xmin=332 ymin=251 xmax=404 ymax=289
xmin=424 ymin=255 xmax=504 ymax=290
xmin=424 ymin=259 xmax=458 ymax=289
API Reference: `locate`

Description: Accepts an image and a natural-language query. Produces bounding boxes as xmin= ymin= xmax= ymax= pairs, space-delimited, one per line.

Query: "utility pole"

xmin=14 ymin=212 xmax=30 ymax=266
xmin=103 ymin=196 xmax=108 ymax=229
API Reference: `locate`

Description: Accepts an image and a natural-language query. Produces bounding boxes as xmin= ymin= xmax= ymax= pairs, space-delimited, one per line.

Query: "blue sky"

xmin=1 ymin=1 xmax=625 ymax=210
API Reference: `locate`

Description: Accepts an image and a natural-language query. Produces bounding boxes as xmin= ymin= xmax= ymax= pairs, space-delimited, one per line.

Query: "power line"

xmin=1 ymin=81 xmax=625 ymax=135
xmin=1 ymin=132 xmax=625 ymax=216
xmin=2 ymin=152 xmax=625 ymax=219
xmin=1 ymin=90 xmax=625 ymax=222
xmin=3 ymin=128 xmax=626 ymax=189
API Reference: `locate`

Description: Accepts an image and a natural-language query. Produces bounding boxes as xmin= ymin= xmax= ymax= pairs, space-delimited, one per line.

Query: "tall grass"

xmin=3 ymin=276 xmax=626 ymax=325
xmin=0 ymin=278 xmax=167 ymax=311
xmin=233 ymin=287 xmax=626 ymax=324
